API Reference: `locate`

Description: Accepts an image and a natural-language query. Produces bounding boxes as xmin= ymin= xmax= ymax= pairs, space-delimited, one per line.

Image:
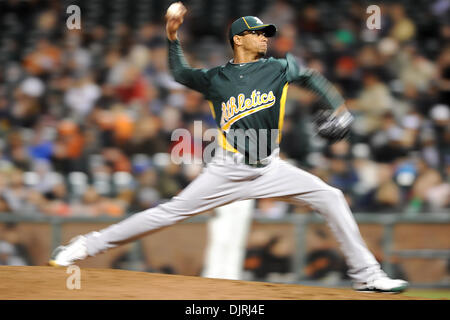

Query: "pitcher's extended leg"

xmin=49 ymin=155 xmax=259 ymax=267
xmin=248 ymin=159 xmax=380 ymax=282
xmin=83 ymin=164 xmax=249 ymax=257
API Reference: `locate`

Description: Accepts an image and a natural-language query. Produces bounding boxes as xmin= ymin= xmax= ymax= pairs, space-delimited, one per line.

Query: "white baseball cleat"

xmin=353 ymin=271 xmax=409 ymax=293
xmin=48 ymin=235 xmax=88 ymax=267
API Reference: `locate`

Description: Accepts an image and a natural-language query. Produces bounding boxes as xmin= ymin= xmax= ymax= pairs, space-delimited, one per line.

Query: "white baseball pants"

xmin=85 ymin=148 xmax=381 ymax=282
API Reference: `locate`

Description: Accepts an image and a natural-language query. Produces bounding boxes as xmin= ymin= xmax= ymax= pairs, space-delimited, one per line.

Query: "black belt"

xmin=244 ymin=160 xmax=269 ymax=168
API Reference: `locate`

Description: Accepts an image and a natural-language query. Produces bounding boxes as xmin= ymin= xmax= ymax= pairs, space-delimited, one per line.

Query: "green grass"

xmin=401 ymin=289 xmax=450 ymax=299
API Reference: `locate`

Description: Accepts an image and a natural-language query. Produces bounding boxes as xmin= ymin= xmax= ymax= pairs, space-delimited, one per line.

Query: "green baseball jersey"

xmin=168 ymin=39 xmax=344 ymax=163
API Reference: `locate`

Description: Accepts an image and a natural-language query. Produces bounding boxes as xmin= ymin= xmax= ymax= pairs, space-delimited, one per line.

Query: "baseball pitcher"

xmin=50 ymin=2 xmax=408 ymax=293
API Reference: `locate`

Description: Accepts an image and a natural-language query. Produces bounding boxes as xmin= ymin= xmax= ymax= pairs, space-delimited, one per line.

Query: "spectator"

xmin=64 ymin=73 xmax=101 ymax=120
xmin=158 ymin=161 xmax=189 ymax=196
xmin=408 ymin=158 xmax=446 ymax=213
xmin=0 ymin=241 xmax=27 ymax=266
xmin=115 ymin=65 xmax=150 ymax=104
xmin=370 ymin=111 xmax=407 ymax=163
xmin=70 ymin=186 xmax=102 ymax=217
xmin=4 ymin=130 xmax=30 ymax=171
xmin=272 ymin=23 xmax=297 ymax=58
xmin=44 ymin=181 xmax=71 ymax=217
xmin=10 ymin=85 xmax=42 ymax=129
xmin=327 ymin=155 xmax=359 ymax=208
xmin=0 ymin=195 xmax=11 ymax=214
xmin=62 ymin=32 xmax=93 ymax=75
xmin=21 ymin=189 xmax=48 ymax=216
xmin=352 ymin=143 xmax=381 ymax=211
xmin=28 ymin=159 xmax=62 ymax=195
xmin=27 ymin=127 xmax=54 ymax=162
xmin=109 ymin=105 xmax=136 ymax=147
xmin=0 ymin=223 xmax=33 ymax=265
xmin=333 ymin=55 xmax=361 ymax=99
xmin=101 ymin=147 xmax=132 ymax=173
xmin=374 ymin=163 xmax=403 ymax=212
xmin=436 ymin=45 xmax=450 ymax=105
xmin=388 ymin=4 xmax=416 ymax=43
xmin=1 ymin=169 xmax=30 ymax=215
xmin=23 ymin=38 xmax=62 ymax=77
xmin=51 ymin=119 xmax=85 ymax=174
xmin=355 ymin=72 xmax=394 ymax=135
xmin=297 ymin=5 xmax=324 ymax=37
xmin=400 ymin=54 xmax=436 ymax=94
xmin=122 ymin=113 xmax=168 ymax=156
xmin=260 ymin=0 xmax=295 ymax=29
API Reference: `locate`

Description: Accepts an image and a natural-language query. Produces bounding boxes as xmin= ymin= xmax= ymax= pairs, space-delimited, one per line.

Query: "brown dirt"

xmin=0 ymin=266 xmax=424 ymax=300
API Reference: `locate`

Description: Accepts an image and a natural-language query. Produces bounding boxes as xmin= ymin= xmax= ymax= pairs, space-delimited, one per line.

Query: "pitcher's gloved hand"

xmin=313 ymin=109 xmax=354 ymax=143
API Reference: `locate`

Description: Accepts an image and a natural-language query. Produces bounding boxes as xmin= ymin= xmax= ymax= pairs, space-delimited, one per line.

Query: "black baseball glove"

xmin=313 ymin=109 xmax=354 ymax=143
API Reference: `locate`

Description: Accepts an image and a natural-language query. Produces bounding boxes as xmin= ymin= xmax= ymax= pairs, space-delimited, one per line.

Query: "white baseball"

xmin=166 ymin=2 xmax=183 ymax=18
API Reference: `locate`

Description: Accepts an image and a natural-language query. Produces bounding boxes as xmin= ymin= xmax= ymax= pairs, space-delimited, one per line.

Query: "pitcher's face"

xmin=235 ymin=30 xmax=268 ymax=57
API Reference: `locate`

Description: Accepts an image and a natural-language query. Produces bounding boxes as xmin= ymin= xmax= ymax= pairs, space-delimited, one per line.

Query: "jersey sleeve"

xmin=168 ymin=39 xmax=211 ymax=96
xmin=283 ymin=53 xmax=344 ymax=110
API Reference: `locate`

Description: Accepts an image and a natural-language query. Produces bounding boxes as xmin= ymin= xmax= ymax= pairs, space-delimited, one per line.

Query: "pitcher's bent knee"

xmin=329 ymin=187 xmax=345 ymax=200
xmin=328 ymin=187 xmax=348 ymax=205
xmin=310 ymin=187 xmax=348 ymax=212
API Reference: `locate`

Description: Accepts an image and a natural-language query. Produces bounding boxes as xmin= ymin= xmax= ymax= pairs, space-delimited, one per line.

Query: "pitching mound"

xmin=0 ymin=266 xmax=421 ymax=300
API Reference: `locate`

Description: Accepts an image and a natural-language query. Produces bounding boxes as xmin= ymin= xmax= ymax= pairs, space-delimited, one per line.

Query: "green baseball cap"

xmin=229 ymin=16 xmax=277 ymax=42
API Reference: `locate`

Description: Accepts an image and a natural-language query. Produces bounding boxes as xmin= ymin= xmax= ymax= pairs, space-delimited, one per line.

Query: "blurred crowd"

xmin=0 ymin=0 xmax=449 ymax=224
